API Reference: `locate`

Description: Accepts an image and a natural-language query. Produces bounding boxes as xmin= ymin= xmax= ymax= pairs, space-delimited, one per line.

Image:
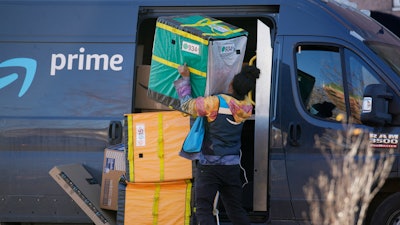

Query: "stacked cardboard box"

xmin=124 ymin=111 xmax=192 ymax=182
xmin=100 ymin=144 xmax=126 ymax=211
xmin=135 ymin=64 xmax=172 ymax=111
xmin=148 ymin=14 xmax=248 ymax=110
xmin=119 ymin=180 xmax=192 ymax=225
xmin=117 ymin=111 xmax=193 ymax=225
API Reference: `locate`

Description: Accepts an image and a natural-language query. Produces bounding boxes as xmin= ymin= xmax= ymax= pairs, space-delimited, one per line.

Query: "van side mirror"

xmin=360 ymin=84 xmax=392 ymax=126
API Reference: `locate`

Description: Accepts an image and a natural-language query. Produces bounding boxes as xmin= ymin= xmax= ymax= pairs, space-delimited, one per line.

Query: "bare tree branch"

xmin=303 ymin=125 xmax=394 ymax=225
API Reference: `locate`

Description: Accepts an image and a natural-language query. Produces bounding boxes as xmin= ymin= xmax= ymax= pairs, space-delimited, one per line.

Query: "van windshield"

xmin=367 ymin=42 xmax=400 ymax=76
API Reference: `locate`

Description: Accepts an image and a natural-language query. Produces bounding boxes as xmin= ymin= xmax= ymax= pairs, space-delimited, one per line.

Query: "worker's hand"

xmin=178 ymin=63 xmax=190 ymax=78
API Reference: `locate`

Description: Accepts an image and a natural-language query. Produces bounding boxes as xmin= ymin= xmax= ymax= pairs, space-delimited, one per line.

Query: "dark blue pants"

xmin=195 ymin=164 xmax=250 ymax=225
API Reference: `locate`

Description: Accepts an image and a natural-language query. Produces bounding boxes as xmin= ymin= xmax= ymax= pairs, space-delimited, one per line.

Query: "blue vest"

xmin=202 ymin=95 xmax=244 ymax=156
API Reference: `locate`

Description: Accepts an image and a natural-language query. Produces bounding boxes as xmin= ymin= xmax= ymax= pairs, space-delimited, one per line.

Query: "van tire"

xmin=370 ymin=192 xmax=400 ymax=225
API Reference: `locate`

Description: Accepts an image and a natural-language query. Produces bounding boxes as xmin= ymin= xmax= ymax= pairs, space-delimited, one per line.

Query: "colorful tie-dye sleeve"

xmin=174 ymin=77 xmax=219 ymax=121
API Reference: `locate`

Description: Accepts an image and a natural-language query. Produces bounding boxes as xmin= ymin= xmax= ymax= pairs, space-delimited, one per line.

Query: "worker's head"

xmin=231 ymin=65 xmax=260 ymax=100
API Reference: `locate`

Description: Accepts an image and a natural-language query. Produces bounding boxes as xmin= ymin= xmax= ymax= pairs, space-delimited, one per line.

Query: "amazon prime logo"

xmin=0 ymin=58 xmax=37 ymax=97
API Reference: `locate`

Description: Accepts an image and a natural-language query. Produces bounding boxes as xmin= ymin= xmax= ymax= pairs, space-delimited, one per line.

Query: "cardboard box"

xmin=100 ymin=144 xmax=125 ymax=211
xmin=49 ymin=164 xmax=116 ymax=225
xmin=135 ymin=65 xmax=172 ymax=111
xmin=118 ymin=180 xmax=192 ymax=225
xmin=125 ymin=111 xmax=192 ymax=182
xmin=148 ymin=14 xmax=248 ymax=110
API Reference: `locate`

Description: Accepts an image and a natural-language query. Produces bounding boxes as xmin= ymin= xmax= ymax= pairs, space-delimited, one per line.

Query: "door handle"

xmin=289 ymin=122 xmax=301 ymax=146
xmin=108 ymin=121 xmax=122 ymax=145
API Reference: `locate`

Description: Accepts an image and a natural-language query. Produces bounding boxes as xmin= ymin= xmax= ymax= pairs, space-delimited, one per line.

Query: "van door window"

xmin=344 ymin=49 xmax=383 ymax=124
xmin=296 ymin=45 xmax=346 ymax=120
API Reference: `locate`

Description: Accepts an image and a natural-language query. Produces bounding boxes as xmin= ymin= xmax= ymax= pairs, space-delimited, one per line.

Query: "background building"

xmin=340 ymin=0 xmax=400 ymax=37
xmin=350 ymin=0 xmax=400 ymax=16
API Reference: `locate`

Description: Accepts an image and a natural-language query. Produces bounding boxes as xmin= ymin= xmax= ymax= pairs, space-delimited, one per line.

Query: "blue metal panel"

xmin=0 ymin=0 xmax=139 ymax=42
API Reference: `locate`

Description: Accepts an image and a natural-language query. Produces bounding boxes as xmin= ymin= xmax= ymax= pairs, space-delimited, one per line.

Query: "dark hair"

xmin=232 ymin=65 xmax=260 ymax=100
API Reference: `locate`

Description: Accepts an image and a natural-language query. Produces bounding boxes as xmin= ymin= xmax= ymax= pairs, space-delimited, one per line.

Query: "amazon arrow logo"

xmin=0 ymin=58 xmax=37 ymax=97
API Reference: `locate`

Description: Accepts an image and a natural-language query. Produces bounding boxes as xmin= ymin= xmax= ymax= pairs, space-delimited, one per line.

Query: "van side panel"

xmin=0 ymin=1 xmax=138 ymax=42
xmin=0 ymin=0 xmax=138 ymax=223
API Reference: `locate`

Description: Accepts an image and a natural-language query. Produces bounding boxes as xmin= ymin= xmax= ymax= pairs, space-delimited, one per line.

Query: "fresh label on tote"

xmin=221 ymin=43 xmax=235 ymax=54
xmin=182 ymin=41 xmax=200 ymax=55
xmin=136 ymin=123 xmax=146 ymax=146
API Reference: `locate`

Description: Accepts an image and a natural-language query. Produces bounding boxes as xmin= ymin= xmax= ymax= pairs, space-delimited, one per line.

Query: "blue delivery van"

xmin=1 ymin=0 xmax=400 ymax=224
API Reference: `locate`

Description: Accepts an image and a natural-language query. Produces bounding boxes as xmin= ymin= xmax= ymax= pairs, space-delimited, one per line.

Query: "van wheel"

xmin=370 ymin=192 xmax=400 ymax=225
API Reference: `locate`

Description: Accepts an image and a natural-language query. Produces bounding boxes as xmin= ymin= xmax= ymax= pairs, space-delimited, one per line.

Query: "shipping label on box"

xmin=125 ymin=111 xmax=192 ymax=182
xmin=103 ymin=144 xmax=125 ymax=171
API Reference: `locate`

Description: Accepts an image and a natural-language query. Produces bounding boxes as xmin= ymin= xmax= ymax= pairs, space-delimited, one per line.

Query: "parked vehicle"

xmin=1 ymin=0 xmax=400 ymax=224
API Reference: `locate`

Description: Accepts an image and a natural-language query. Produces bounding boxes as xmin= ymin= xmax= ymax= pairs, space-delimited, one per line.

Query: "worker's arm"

xmin=174 ymin=64 xmax=219 ymax=120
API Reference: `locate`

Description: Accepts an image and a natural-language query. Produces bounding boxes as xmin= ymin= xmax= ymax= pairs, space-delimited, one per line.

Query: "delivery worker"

xmin=174 ymin=63 xmax=260 ymax=225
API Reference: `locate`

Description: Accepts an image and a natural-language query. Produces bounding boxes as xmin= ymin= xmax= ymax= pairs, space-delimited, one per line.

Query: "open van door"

xmin=253 ymin=19 xmax=272 ymax=212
